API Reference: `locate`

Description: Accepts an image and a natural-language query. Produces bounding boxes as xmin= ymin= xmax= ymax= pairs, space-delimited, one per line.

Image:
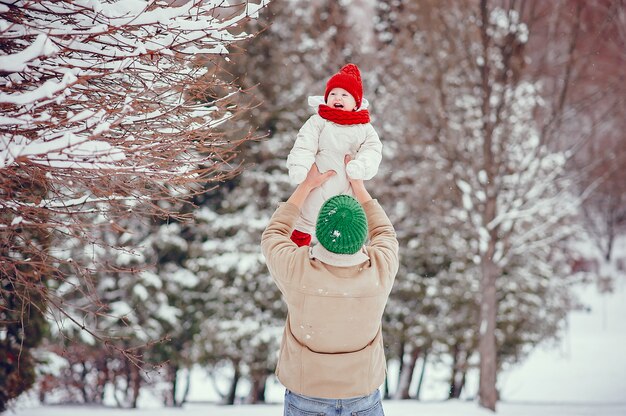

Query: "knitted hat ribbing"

xmin=316 ymin=195 xmax=368 ymax=255
xmin=324 ymin=63 xmax=364 ymax=109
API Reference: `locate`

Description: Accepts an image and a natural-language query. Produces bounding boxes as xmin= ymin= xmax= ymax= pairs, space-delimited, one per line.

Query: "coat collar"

xmin=309 ymin=244 xmax=370 ymax=267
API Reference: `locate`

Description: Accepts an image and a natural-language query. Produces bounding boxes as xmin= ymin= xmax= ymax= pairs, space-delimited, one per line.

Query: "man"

xmin=261 ymin=157 xmax=399 ymax=416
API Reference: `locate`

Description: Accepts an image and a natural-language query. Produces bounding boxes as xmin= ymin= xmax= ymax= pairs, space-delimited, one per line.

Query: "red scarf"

xmin=318 ymin=105 xmax=370 ymax=125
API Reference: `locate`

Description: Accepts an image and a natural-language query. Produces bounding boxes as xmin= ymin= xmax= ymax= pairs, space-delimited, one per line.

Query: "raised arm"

xmin=261 ymin=164 xmax=335 ymax=290
xmin=287 ymin=164 xmax=336 ymax=208
xmin=345 ymin=155 xmax=399 ymax=287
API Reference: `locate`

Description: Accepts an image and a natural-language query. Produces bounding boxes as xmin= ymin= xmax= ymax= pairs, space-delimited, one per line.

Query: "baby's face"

xmin=327 ymin=88 xmax=357 ymax=111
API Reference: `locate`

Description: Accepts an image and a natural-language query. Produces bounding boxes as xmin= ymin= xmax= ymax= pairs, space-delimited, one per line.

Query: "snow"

xmin=8 ymin=399 xmax=626 ymax=416
xmin=109 ymin=300 xmax=133 ymax=318
xmin=499 ymin=283 xmax=626 ymax=403
xmin=0 ymin=0 xmax=261 ymax=173
xmin=168 ymin=269 xmax=199 ymax=288
xmin=0 ymin=70 xmax=76 ymax=105
xmin=156 ymin=303 xmax=181 ymax=326
xmin=10 ymin=281 xmax=626 ymax=416
xmin=2 ymin=2 xmax=623 ymax=416
xmin=0 ymin=33 xmax=58 ymax=72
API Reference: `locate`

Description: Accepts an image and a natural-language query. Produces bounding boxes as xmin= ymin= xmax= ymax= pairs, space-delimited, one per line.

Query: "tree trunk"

xmin=477 ymin=2 xmax=499 ymax=408
xmin=179 ymin=367 xmax=192 ymax=406
xmin=449 ymin=344 xmax=468 ymax=399
xmin=130 ymin=363 xmax=141 ymax=409
xmin=225 ymin=363 xmax=240 ymax=405
xmin=96 ymin=356 xmax=108 ymax=404
xmin=457 ymin=371 xmax=467 ymax=399
xmin=414 ymin=350 xmax=428 ymax=400
xmin=478 ymin=253 xmax=499 ymax=411
xmin=246 ymin=373 xmax=267 ymax=404
xmin=449 ymin=344 xmax=459 ymax=399
xmin=395 ymin=340 xmax=405 ymax=397
xmin=383 ymin=371 xmax=390 ymax=400
xmin=449 ymin=367 xmax=467 ymax=399
xmin=395 ymin=347 xmax=420 ymax=399
xmin=165 ymin=363 xmax=179 ymax=407
xmin=80 ymin=361 xmax=89 ymax=403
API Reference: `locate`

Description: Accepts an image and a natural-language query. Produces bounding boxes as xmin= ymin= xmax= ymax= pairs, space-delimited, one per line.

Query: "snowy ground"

xmin=7 ymin=401 xmax=626 ymax=416
xmin=8 ymin=281 xmax=626 ymax=416
xmin=499 ymin=280 xmax=626 ymax=403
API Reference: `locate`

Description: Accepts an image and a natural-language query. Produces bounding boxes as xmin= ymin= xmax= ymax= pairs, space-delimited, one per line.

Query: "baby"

xmin=286 ymin=63 xmax=382 ymax=246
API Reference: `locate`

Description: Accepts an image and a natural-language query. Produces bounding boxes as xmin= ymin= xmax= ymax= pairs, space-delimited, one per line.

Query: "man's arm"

xmin=261 ymin=164 xmax=336 ymax=290
xmin=286 ymin=164 xmax=336 ymax=209
xmin=345 ymin=155 xmax=399 ymax=287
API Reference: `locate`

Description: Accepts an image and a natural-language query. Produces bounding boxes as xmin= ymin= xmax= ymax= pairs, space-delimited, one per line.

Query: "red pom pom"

xmin=341 ymin=64 xmax=361 ymax=82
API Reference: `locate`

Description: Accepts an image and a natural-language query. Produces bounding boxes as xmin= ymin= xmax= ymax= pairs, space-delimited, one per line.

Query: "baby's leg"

xmin=290 ymin=229 xmax=311 ymax=247
xmin=289 ymin=188 xmax=326 ymax=246
xmin=291 ymin=210 xmax=316 ymax=246
xmin=299 ymin=188 xmax=324 ymax=234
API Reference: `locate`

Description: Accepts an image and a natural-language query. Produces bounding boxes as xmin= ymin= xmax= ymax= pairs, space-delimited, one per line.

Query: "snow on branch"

xmin=1 ymin=0 xmax=266 ymax=170
xmin=0 ymin=0 xmax=268 ymax=357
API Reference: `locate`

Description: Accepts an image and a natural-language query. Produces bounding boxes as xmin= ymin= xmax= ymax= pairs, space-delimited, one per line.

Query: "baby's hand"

xmin=346 ymin=159 xmax=366 ymax=180
xmin=344 ymin=155 xmax=370 ymax=202
xmin=289 ymin=165 xmax=309 ymax=184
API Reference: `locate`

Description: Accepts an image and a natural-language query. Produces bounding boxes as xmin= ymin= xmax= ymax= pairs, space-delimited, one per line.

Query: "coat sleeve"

xmin=261 ymin=202 xmax=303 ymax=294
xmin=286 ymin=115 xmax=324 ymax=173
xmin=352 ymin=124 xmax=382 ymax=180
xmin=363 ymin=199 xmax=399 ymax=291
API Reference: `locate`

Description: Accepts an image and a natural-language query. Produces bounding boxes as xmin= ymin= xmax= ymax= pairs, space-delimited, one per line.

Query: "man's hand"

xmin=287 ymin=163 xmax=335 ymax=209
xmin=301 ymin=163 xmax=336 ymax=191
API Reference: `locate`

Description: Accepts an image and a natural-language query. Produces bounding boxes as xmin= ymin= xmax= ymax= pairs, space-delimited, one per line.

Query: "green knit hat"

xmin=316 ymin=195 xmax=368 ymax=255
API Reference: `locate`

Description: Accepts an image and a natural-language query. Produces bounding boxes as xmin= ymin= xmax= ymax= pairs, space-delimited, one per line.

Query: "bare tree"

xmin=464 ymin=1 xmax=623 ymax=409
xmin=0 ymin=0 xmax=267 ymax=408
xmin=565 ymin=0 xmax=626 ymax=283
xmin=369 ymin=0 xmax=622 ymax=410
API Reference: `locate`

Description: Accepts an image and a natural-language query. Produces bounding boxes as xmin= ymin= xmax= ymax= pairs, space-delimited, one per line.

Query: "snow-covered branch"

xmin=0 ymin=0 xmax=268 ymax=376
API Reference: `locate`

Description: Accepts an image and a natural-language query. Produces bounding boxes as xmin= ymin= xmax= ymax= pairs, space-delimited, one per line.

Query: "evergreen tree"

xmin=182 ymin=0 xmax=365 ymax=402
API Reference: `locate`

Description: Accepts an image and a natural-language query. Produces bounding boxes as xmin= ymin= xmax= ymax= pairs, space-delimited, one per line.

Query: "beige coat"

xmin=261 ymin=200 xmax=399 ymax=399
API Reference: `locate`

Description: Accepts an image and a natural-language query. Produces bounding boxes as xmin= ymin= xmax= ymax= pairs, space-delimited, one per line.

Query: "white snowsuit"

xmin=286 ymin=97 xmax=382 ymax=236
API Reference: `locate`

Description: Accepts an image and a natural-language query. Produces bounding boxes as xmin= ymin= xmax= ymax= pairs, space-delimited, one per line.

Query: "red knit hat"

xmin=324 ymin=63 xmax=363 ymax=109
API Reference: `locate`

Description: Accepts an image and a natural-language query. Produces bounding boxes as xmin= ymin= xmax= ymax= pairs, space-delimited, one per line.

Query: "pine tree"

xmin=183 ymin=0 xmax=364 ymax=402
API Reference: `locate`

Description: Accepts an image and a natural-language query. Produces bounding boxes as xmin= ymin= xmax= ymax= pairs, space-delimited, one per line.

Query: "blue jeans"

xmin=283 ymin=389 xmax=384 ymax=416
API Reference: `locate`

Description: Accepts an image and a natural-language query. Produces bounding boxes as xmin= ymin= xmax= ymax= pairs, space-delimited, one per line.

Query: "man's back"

xmin=261 ymin=198 xmax=398 ymax=398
